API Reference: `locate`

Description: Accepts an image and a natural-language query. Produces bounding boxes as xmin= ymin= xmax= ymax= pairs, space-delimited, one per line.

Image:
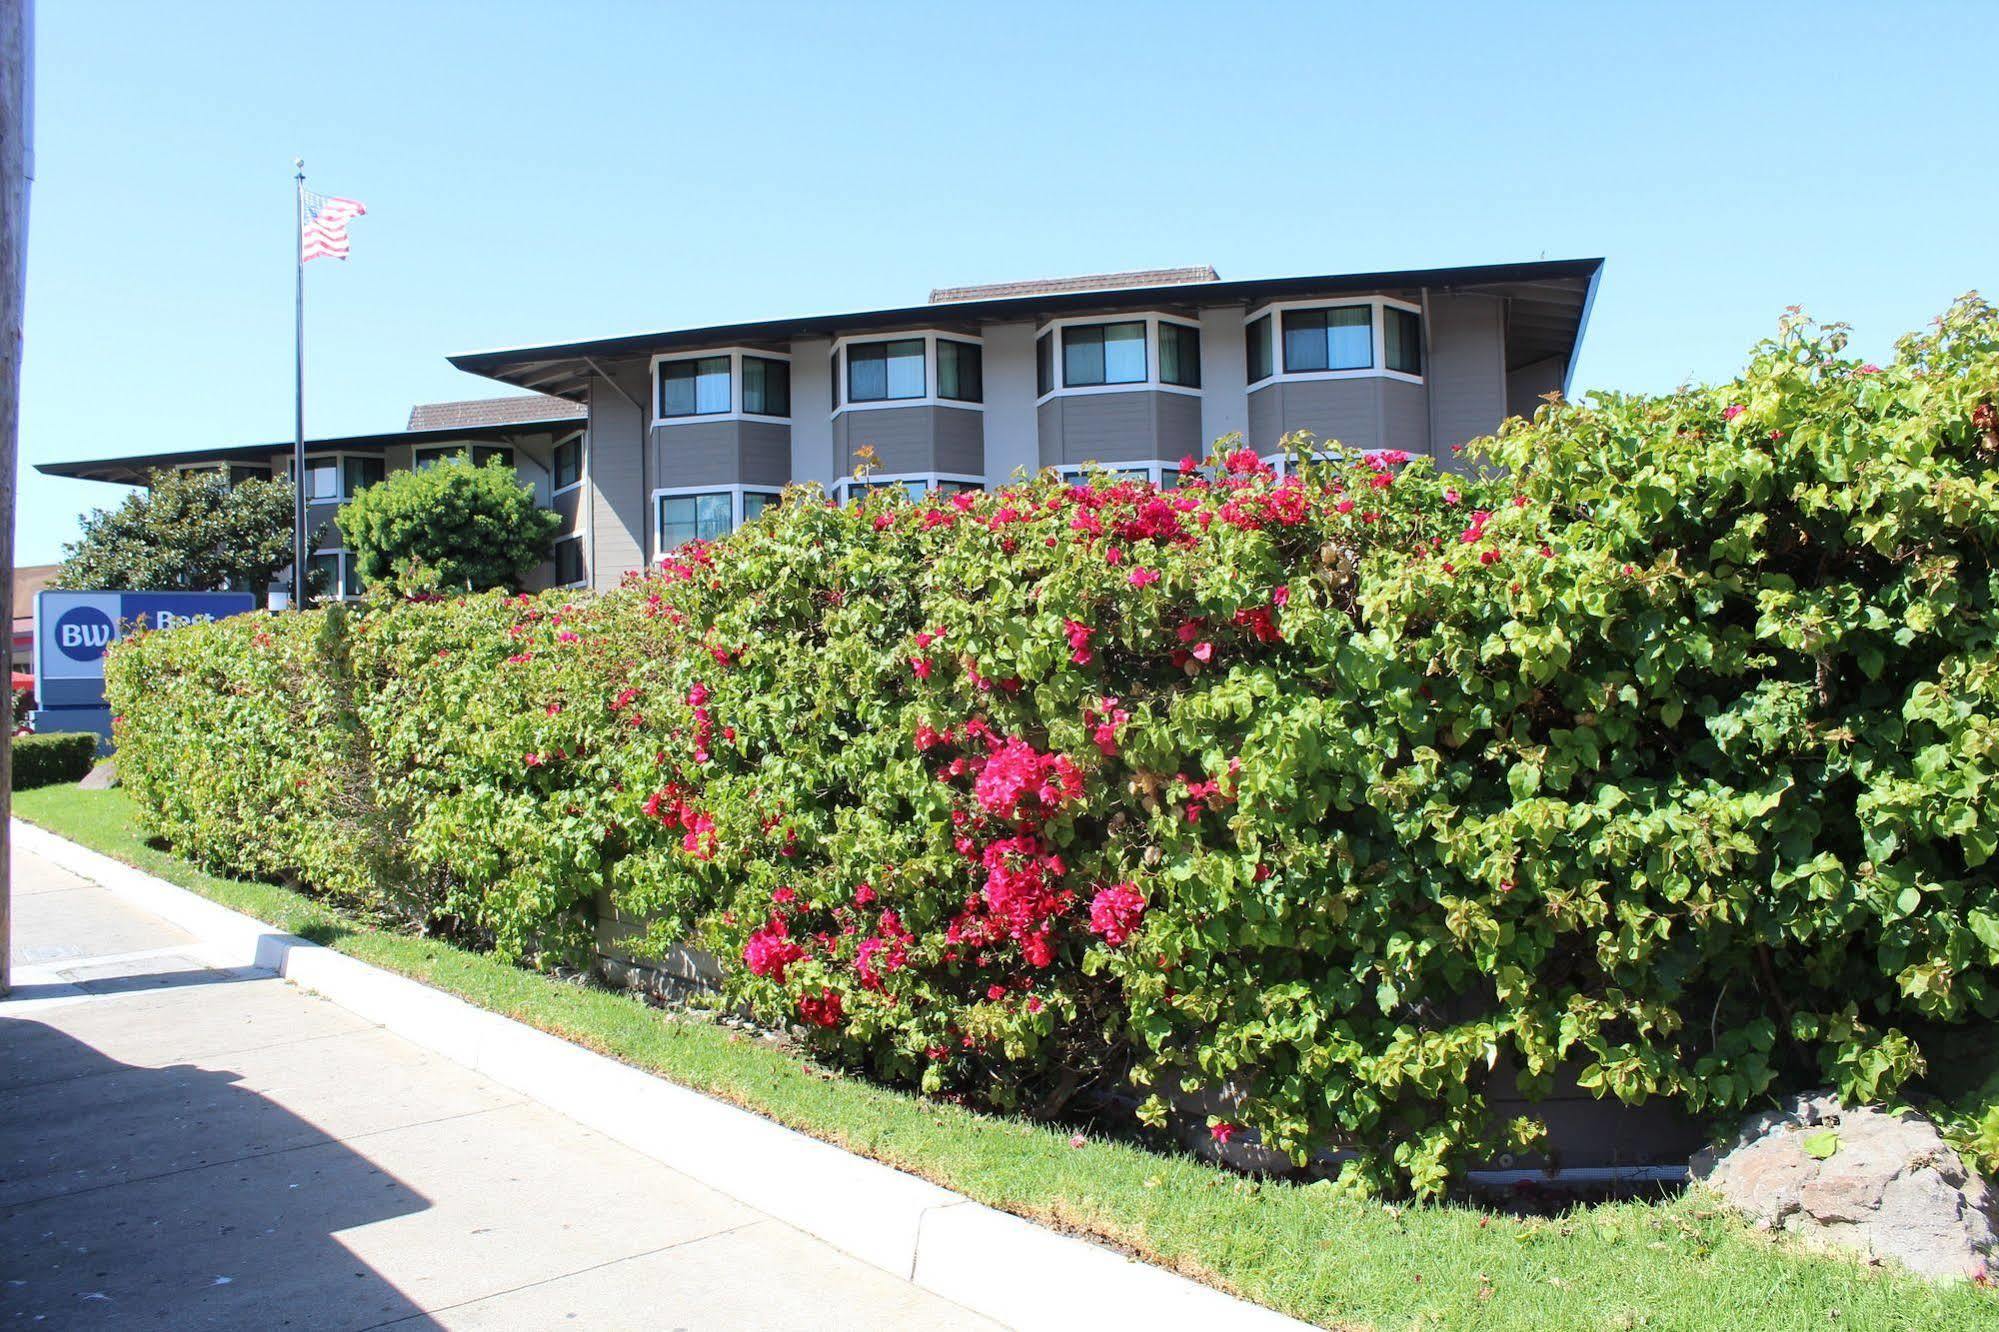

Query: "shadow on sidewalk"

xmin=0 ymin=1020 xmax=441 ymax=1329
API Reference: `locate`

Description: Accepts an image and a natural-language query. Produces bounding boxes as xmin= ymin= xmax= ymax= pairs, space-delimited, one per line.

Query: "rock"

xmin=1692 ymin=1091 xmax=1999 ymax=1281
xmin=78 ymin=760 xmax=117 ymax=790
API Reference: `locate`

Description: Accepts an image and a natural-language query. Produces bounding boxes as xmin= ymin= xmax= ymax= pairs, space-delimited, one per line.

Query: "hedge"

xmin=106 ymin=298 xmax=1999 ymax=1195
xmin=13 ymin=732 xmax=100 ymax=790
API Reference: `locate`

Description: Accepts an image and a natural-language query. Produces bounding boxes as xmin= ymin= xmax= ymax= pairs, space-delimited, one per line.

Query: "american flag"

xmin=300 ymin=190 xmax=366 ymax=262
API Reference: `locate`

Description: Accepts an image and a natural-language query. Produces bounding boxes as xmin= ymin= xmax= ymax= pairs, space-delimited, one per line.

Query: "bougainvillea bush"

xmin=107 ymin=298 xmax=1999 ymax=1195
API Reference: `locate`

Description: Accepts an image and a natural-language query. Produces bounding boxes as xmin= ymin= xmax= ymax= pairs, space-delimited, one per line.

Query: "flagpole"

xmin=292 ymin=158 xmax=305 ymax=608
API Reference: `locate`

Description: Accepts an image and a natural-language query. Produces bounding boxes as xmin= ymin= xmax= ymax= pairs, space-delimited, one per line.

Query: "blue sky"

xmin=16 ymin=1 xmax=1997 ymax=563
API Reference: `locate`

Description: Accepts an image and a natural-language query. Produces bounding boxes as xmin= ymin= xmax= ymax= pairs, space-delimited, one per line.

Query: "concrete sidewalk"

xmin=0 ymin=848 xmax=1000 ymax=1330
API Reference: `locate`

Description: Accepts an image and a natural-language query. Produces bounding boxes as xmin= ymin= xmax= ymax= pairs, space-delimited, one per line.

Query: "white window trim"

xmin=831 ymin=471 xmax=986 ymax=505
xmin=306 ymin=547 xmax=361 ymax=602
xmin=1259 ymin=445 xmax=1355 ymax=478
xmin=1035 ymin=313 xmax=1202 ymax=406
xmin=550 ymin=429 xmax=586 ymax=497
xmin=830 ymin=331 xmax=985 ymax=416
xmin=649 ymin=483 xmax=782 ymax=558
xmin=410 ymin=442 xmax=520 ymax=474
xmin=1053 ymin=460 xmax=1185 ymax=488
xmin=551 ymin=533 xmax=588 ymax=589
xmin=1244 ymin=295 xmax=1424 ymax=388
xmin=649 ymin=347 xmax=793 ymax=427
xmin=285 ymin=451 xmax=385 ymax=504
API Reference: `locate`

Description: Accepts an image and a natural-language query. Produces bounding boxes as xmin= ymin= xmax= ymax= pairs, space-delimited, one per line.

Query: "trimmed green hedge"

xmin=105 ymin=298 xmax=1999 ymax=1195
xmin=13 ymin=732 xmax=100 ymax=790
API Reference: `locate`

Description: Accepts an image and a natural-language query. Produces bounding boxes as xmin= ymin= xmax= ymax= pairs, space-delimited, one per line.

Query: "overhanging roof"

xmin=448 ymin=257 xmax=1604 ymax=401
xmin=37 ymin=416 xmax=583 ymax=487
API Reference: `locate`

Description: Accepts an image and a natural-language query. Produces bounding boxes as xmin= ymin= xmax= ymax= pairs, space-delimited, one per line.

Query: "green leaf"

xmin=1801 ymin=1129 xmax=1839 ymax=1160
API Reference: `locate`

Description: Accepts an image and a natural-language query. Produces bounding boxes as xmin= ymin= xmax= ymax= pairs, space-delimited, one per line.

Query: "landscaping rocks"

xmin=1691 ymin=1092 xmax=1998 ymax=1281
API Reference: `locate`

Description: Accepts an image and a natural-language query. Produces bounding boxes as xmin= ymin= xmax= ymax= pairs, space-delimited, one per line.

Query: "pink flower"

xmin=797 ymin=988 xmax=843 ymax=1028
xmin=1210 ymin=1121 xmax=1240 ymax=1146
xmin=1064 ymin=619 xmax=1096 ymax=666
xmin=1105 ymin=546 xmax=1124 ymax=566
xmin=744 ymin=917 xmax=807 ymax=982
xmin=910 ymin=657 xmax=932 ymax=679
xmin=1722 ymin=403 xmax=1746 ymax=421
xmin=853 ymin=882 xmax=876 ymax=907
xmin=1128 ymin=567 xmax=1160 ymax=588
xmin=557 ymin=631 xmax=580 ymax=643
xmin=1856 ymin=363 xmax=1881 ymax=375
xmin=1088 ymin=882 xmax=1146 ymax=946
xmin=1177 ymin=454 xmax=1199 ymax=473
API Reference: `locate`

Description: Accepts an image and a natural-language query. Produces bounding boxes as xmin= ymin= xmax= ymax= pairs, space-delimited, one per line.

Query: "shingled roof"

xmin=406 ymin=394 xmax=585 ymax=431
xmin=928 ymin=266 xmax=1219 ymax=304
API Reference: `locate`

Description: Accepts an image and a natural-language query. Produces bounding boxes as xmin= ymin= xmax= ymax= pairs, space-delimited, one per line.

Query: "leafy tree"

xmin=338 ymin=455 xmax=559 ymax=595
xmin=54 ymin=468 xmax=314 ymax=596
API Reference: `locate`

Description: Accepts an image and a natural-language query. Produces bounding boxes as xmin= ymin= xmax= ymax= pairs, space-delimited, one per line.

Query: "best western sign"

xmin=32 ymin=590 xmax=260 ymax=743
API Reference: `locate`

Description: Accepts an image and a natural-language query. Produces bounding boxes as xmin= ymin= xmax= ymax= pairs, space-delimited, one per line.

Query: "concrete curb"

xmin=13 ymin=821 xmax=1310 ymax=1332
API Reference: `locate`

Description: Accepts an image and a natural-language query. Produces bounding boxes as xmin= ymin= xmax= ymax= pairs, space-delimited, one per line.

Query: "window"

xmin=413 ymin=445 xmax=513 ymax=471
xmin=936 ymin=339 xmax=982 ymax=403
xmin=834 ymin=474 xmax=984 ymax=506
xmin=742 ymin=491 xmax=777 ymax=525
xmin=830 ymin=351 xmax=841 ymax=410
xmin=298 ymin=454 xmax=382 ymax=502
xmin=741 ymin=356 xmax=791 ymax=417
xmin=1158 ymin=322 xmax=1201 ymax=389
xmin=1063 ymin=321 xmax=1146 ymax=387
xmin=658 ymin=491 xmax=733 ymax=551
xmin=553 ymin=436 xmax=582 ymax=491
xmin=307 ymin=551 xmax=361 ymax=599
xmin=847 ymin=339 xmax=925 ymax=402
xmin=1385 ymin=306 xmax=1422 ymax=375
xmin=1246 ymin=314 xmax=1273 ymax=383
xmin=553 ymin=536 xmax=584 ymax=586
xmin=1057 ymin=461 xmax=1183 ymax=489
xmin=1036 ymin=333 xmax=1053 ymax=396
xmin=1282 ymin=306 xmax=1372 ymax=372
xmin=659 ymin=356 xmax=731 ymax=418
xmin=228 ymin=464 xmax=267 ymax=488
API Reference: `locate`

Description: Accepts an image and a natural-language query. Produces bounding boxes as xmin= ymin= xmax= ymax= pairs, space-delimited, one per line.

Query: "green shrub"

xmin=104 ymin=297 xmax=1999 ymax=1195
xmin=12 ymin=732 xmax=100 ymax=789
xmin=337 ymin=455 xmax=560 ymax=596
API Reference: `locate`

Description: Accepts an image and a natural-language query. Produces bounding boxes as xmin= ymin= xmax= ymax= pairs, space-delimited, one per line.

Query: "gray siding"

xmin=1507 ymin=354 xmax=1567 ymax=422
xmin=788 ymin=336 xmax=835 ymax=491
xmin=1197 ymin=305 xmax=1248 ymax=452
xmin=1038 ymin=391 xmax=1201 ymax=466
xmin=830 ymin=406 xmax=983 ymax=478
xmin=649 ymin=420 xmax=792 ymax=489
xmin=1250 ymin=378 xmax=1384 ymax=454
xmin=981 ymin=322 xmax=1039 ymax=484
xmin=586 ymin=373 xmax=648 ymax=588
xmin=1382 ymin=379 xmax=1430 ymax=456
xmin=1425 ymin=292 xmax=1507 ymax=467
xmin=1247 ymin=385 xmax=1282 ymax=453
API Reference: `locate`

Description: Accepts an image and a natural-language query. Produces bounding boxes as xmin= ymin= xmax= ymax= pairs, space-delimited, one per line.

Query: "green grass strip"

xmin=17 ymin=785 xmax=1998 ymax=1332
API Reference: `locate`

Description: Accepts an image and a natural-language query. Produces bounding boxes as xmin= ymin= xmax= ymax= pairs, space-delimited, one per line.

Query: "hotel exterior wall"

xmin=1036 ymin=391 xmax=1202 ymax=467
xmin=648 ymin=420 xmax=791 ymax=490
xmin=831 ymin=404 xmax=982 ymax=476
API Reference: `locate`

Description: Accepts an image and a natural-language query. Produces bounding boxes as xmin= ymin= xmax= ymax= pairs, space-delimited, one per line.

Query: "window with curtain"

xmin=741 ymin=357 xmax=791 ymax=416
xmin=1282 ymin=307 xmax=1373 ymax=372
xmin=301 ymin=457 xmax=341 ymax=501
xmin=658 ymin=491 xmax=734 ymax=551
xmin=1062 ymin=321 xmax=1146 ymax=387
xmin=936 ymin=339 xmax=983 ymax=402
xmin=658 ymin=356 xmax=732 ymax=418
xmin=1385 ymin=307 xmax=1422 ymax=375
xmin=1246 ymin=314 xmax=1274 ymax=383
xmin=847 ymin=339 xmax=925 ymax=402
xmin=553 ymin=436 xmax=582 ymax=490
xmin=1158 ymin=322 xmax=1201 ymax=388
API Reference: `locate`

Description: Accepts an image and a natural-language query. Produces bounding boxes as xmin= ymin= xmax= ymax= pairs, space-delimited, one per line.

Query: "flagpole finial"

xmin=293 ymin=157 xmax=304 ymax=176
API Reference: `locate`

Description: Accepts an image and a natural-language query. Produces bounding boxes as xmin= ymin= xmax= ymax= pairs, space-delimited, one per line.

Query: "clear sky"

xmin=15 ymin=0 xmax=1997 ymax=564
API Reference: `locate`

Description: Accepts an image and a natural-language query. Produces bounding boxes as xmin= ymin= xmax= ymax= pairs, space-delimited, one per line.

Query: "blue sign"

xmin=33 ymin=590 xmax=261 ymax=746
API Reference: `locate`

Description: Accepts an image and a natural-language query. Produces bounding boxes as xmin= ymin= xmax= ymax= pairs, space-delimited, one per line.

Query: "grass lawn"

xmin=15 ymin=784 xmax=1998 ymax=1332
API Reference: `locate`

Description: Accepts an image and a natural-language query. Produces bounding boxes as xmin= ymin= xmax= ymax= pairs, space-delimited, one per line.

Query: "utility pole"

xmin=0 ymin=0 xmax=31 ymax=998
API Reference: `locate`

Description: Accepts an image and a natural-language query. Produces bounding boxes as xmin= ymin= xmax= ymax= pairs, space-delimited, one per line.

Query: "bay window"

xmin=1158 ymin=321 xmax=1201 ymax=388
xmin=1062 ymin=321 xmax=1146 ymax=387
xmin=298 ymin=453 xmax=383 ymax=502
xmin=553 ymin=535 xmax=584 ymax=586
xmin=413 ymin=444 xmax=513 ymax=471
xmin=847 ymin=338 xmax=926 ymax=402
xmin=937 ymin=339 xmax=983 ymax=402
xmin=654 ymin=487 xmax=781 ymax=555
xmin=1283 ymin=306 xmax=1373 ymax=373
xmin=658 ymin=355 xmax=732 ymax=418
xmin=1386 ymin=305 xmax=1423 ymax=375
xmin=1246 ymin=314 xmax=1274 ymax=383
xmin=741 ymin=356 xmax=790 ymax=416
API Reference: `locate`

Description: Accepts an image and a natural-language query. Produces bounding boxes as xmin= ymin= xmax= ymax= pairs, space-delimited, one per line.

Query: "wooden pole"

xmin=0 ymin=0 xmax=31 ymax=998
